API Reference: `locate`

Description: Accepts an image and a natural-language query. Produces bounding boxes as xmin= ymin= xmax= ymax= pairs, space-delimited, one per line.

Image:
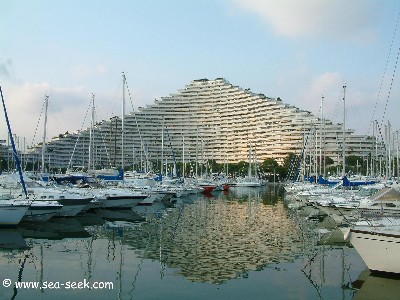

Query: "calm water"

xmin=0 ymin=184 xmax=397 ymax=300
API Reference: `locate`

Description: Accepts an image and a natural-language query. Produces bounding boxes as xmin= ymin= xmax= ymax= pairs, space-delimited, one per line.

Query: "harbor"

xmin=0 ymin=184 xmax=395 ymax=300
xmin=1 ymin=2 xmax=400 ymax=299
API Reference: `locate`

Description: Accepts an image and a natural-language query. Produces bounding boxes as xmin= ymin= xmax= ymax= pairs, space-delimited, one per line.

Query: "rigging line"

xmin=124 ymin=75 xmax=150 ymax=166
xmin=90 ymin=105 xmax=113 ymax=168
xmin=95 ymin=106 xmax=113 ymax=168
xmin=368 ymin=8 xmax=400 ymax=136
xmin=346 ymin=92 xmax=368 ymax=134
xmin=95 ymin=124 xmax=113 ymax=168
xmin=67 ymin=99 xmax=92 ymax=170
xmin=292 ymin=128 xmax=311 ymax=182
xmin=134 ymin=114 xmax=148 ymax=165
xmin=380 ymin=46 xmax=400 ymax=128
xmin=163 ymin=118 xmax=179 ymax=175
xmin=375 ymin=46 xmax=400 ymax=151
xmin=124 ymin=76 xmax=136 ymax=112
xmin=108 ymin=76 xmax=123 ymax=119
xmin=25 ymin=98 xmax=45 ymax=170
xmin=125 ymin=76 xmax=153 ymax=168
xmin=29 ymin=98 xmax=46 ymax=149
xmin=329 ymin=89 xmax=344 ymax=127
xmin=47 ymin=101 xmax=62 ymax=139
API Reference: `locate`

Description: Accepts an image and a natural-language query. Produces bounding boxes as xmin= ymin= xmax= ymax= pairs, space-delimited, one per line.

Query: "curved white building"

xmin=25 ymin=78 xmax=378 ymax=171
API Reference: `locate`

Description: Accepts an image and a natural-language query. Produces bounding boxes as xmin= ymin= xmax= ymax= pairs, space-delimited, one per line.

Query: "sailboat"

xmin=342 ymin=218 xmax=400 ymax=274
xmin=75 ymin=75 xmax=149 ymax=209
xmin=0 ymin=201 xmax=30 ymax=226
xmin=0 ymin=86 xmax=30 ymax=226
xmin=235 ymin=143 xmax=262 ymax=187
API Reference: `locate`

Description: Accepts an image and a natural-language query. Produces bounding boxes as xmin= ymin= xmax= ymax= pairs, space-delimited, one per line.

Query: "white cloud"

xmin=230 ymin=0 xmax=380 ymax=43
xmin=300 ymin=72 xmax=344 ymax=116
xmin=0 ymin=81 xmax=92 ymax=145
xmin=70 ymin=64 xmax=108 ymax=78
xmin=304 ymin=72 xmax=343 ymax=100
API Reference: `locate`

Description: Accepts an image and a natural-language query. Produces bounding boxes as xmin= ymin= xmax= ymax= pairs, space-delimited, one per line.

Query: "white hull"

xmin=0 ymin=204 xmax=29 ymax=226
xmin=58 ymin=204 xmax=87 ymax=217
xmin=22 ymin=201 xmax=63 ymax=222
xmin=36 ymin=198 xmax=93 ymax=217
xmin=345 ymin=228 xmax=400 ymax=273
xmin=92 ymin=187 xmax=148 ymax=209
xmin=100 ymin=197 xmax=145 ymax=209
xmin=235 ymin=182 xmax=262 ymax=187
xmin=234 ymin=175 xmax=262 ymax=187
xmin=23 ymin=207 xmax=62 ymax=222
xmin=359 ymin=207 xmax=400 ymax=217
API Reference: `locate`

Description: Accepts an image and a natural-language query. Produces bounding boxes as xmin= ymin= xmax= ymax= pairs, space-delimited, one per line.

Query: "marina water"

xmin=0 ymin=184 xmax=396 ymax=299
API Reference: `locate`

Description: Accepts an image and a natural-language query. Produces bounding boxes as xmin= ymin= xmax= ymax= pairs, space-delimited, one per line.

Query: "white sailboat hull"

xmin=23 ymin=203 xmax=63 ymax=222
xmin=0 ymin=204 xmax=29 ymax=226
xmin=346 ymin=228 xmax=400 ymax=273
xmin=235 ymin=182 xmax=262 ymax=187
xmin=100 ymin=197 xmax=145 ymax=209
xmin=57 ymin=204 xmax=88 ymax=217
xmin=45 ymin=198 xmax=93 ymax=217
xmin=93 ymin=194 xmax=147 ymax=209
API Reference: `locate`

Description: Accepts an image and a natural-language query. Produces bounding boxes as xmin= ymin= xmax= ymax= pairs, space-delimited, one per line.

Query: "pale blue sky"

xmin=1 ymin=0 xmax=400 ymax=146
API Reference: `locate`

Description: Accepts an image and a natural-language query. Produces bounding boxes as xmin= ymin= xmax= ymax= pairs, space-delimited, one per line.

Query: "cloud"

xmin=230 ymin=0 xmax=381 ymax=43
xmin=70 ymin=64 xmax=108 ymax=78
xmin=300 ymin=72 xmax=344 ymax=116
xmin=297 ymin=72 xmax=389 ymax=134
xmin=0 ymin=81 xmax=92 ymax=144
xmin=304 ymin=72 xmax=343 ymax=100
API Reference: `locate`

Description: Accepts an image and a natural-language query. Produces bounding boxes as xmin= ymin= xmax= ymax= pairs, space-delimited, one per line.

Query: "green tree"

xmin=283 ymin=153 xmax=296 ymax=170
xmin=261 ymin=158 xmax=279 ymax=172
xmin=324 ymin=156 xmax=334 ymax=165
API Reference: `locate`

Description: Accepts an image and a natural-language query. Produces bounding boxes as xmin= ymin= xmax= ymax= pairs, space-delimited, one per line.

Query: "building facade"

xmin=23 ymin=78 xmax=379 ymax=173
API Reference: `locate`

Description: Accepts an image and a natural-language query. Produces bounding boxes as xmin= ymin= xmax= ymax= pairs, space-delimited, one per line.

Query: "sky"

xmin=1 ymin=0 xmax=400 ymax=149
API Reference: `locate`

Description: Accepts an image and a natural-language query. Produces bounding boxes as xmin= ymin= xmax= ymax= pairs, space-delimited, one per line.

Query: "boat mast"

xmin=161 ymin=118 xmax=164 ymax=176
xmin=182 ymin=135 xmax=185 ymax=178
xmin=248 ymin=143 xmax=252 ymax=178
xmin=342 ymin=85 xmax=346 ymax=177
xmin=88 ymin=93 xmax=94 ymax=171
xmin=122 ymin=72 xmax=126 ymax=171
xmin=195 ymin=127 xmax=198 ymax=177
xmin=397 ymin=130 xmax=399 ymax=178
xmin=41 ymin=95 xmax=49 ymax=174
xmin=314 ymin=126 xmax=317 ymax=179
xmin=0 ymin=86 xmax=28 ymax=197
xmin=374 ymin=120 xmax=378 ymax=176
xmin=319 ymin=95 xmax=323 ymax=177
xmin=388 ymin=120 xmax=391 ymax=178
xmin=132 ymin=146 xmax=135 ymax=171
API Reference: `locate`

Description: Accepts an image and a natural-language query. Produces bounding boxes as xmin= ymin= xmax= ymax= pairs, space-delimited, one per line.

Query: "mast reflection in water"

xmin=0 ymin=185 xmax=379 ymax=299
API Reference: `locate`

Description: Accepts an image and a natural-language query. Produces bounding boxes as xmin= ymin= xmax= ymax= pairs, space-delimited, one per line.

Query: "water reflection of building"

xmin=122 ymin=198 xmax=317 ymax=284
xmin=0 ymin=191 xmax=367 ymax=299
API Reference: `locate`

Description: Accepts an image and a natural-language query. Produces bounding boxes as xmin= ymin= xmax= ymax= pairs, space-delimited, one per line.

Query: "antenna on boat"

xmin=0 ymin=86 xmax=28 ymax=197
